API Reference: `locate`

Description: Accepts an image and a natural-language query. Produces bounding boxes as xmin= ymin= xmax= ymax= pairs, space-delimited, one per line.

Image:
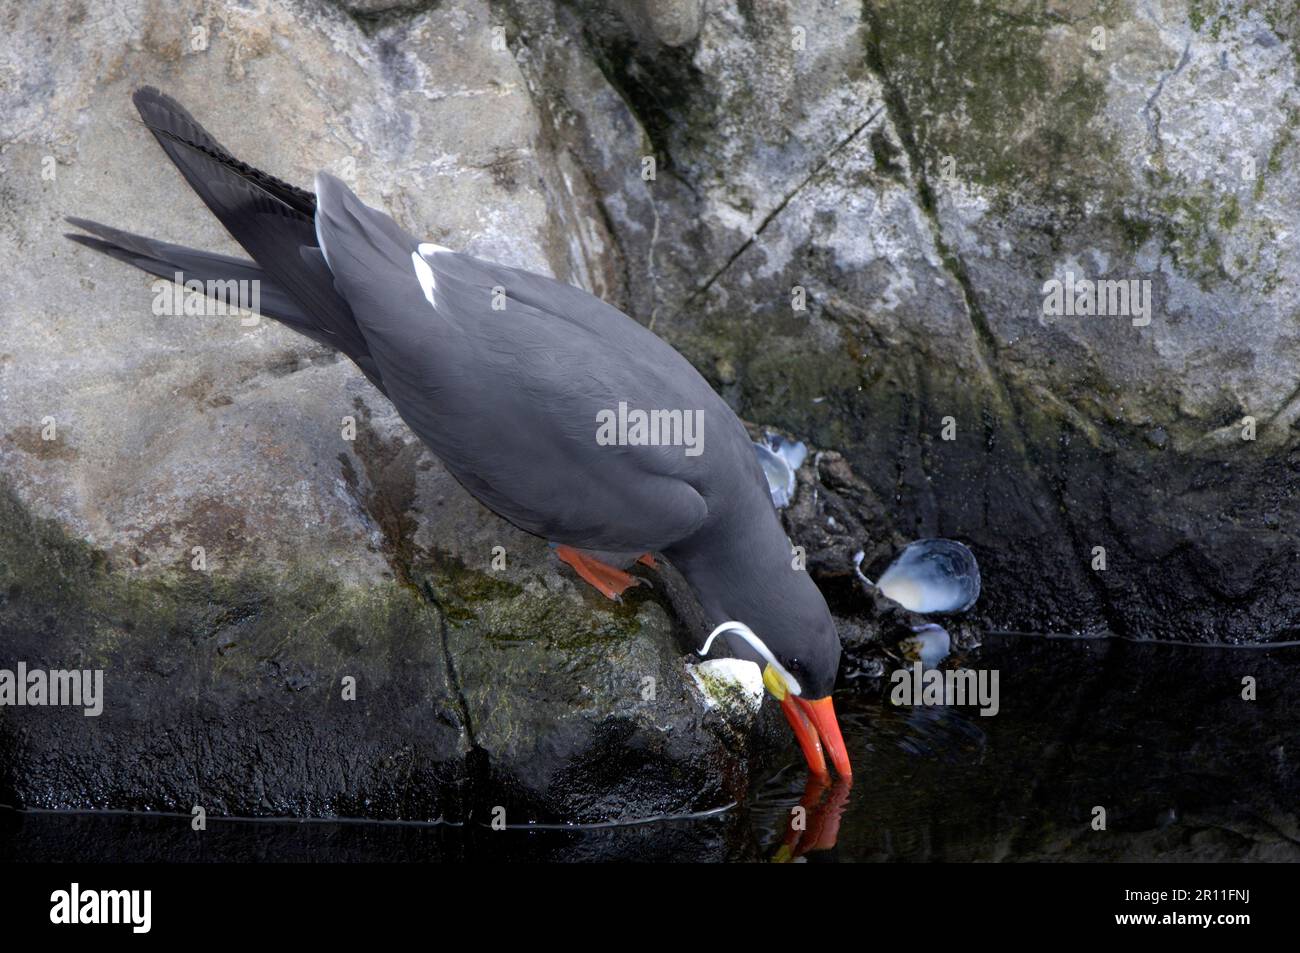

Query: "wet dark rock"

xmin=0 ymin=481 xmax=779 ymax=824
xmin=0 ymin=804 xmax=766 ymax=862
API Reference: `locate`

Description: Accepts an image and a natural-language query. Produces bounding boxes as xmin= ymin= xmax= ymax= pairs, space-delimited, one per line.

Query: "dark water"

xmin=4 ymin=634 xmax=1298 ymax=862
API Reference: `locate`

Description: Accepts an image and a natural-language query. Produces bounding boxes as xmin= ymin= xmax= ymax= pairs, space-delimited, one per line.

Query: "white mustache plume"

xmin=697 ymin=621 xmax=803 ymax=697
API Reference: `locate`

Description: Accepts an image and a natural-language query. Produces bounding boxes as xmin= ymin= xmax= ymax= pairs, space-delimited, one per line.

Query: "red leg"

xmin=637 ymin=553 xmax=657 ymax=569
xmin=554 ymin=545 xmax=646 ymax=601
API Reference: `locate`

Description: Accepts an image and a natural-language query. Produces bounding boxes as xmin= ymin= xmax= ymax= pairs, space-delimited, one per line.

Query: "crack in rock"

xmin=680 ymin=104 xmax=886 ymax=312
xmin=860 ymin=14 xmax=1127 ymax=634
xmin=1143 ymin=36 xmax=1193 ymax=165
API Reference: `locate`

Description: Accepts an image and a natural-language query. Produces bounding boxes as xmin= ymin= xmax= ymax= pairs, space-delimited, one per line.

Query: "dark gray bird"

xmin=66 ymin=88 xmax=850 ymax=778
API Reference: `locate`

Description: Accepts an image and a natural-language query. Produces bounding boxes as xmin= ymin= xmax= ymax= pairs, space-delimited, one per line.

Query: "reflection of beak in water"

xmin=771 ymin=776 xmax=853 ymax=862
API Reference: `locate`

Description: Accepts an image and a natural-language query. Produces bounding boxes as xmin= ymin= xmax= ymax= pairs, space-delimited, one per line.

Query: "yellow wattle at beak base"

xmin=762 ymin=663 xmax=789 ymax=701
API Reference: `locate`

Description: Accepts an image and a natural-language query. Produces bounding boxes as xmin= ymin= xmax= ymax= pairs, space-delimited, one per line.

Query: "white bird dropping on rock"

xmin=689 ymin=658 xmax=765 ymax=719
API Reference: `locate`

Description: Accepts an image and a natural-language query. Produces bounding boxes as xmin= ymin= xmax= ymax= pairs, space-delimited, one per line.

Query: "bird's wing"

xmin=313 ymin=176 xmax=750 ymax=550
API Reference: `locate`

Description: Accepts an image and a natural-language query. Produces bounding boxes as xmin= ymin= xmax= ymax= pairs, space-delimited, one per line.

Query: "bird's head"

xmin=699 ymin=618 xmax=851 ymax=779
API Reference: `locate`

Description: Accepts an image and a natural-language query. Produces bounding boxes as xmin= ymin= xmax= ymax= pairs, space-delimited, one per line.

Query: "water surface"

xmin=4 ymin=635 xmax=1297 ymax=862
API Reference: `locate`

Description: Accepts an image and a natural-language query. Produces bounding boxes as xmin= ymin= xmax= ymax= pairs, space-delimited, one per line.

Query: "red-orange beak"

xmin=780 ymin=695 xmax=852 ymax=779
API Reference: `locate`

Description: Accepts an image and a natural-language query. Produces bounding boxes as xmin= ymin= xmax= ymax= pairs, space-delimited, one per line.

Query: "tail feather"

xmin=64 ymin=230 xmax=301 ymax=320
xmin=201 ymin=178 xmax=374 ymax=364
xmin=66 ymin=215 xmax=269 ymax=287
xmin=132 ymin=87 xmax=317 ymax=218
xmin=64 ymin=219 xmax=388 ymax=393
xmin=65 ymin=88 xmax=386 ymax=392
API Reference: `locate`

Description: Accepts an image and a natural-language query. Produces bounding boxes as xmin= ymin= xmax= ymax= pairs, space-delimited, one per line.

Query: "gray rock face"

xmin=505 ymin=0 xmax=1300 ymax=641
xmin=1 ymin=0 xmax=1296 ymax=821
xmin=0 ymin=0 xmax=775 ymax=822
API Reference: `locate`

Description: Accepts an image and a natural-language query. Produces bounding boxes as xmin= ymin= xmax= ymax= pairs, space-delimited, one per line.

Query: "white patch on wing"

xmin=411 ymin=250 xmax=437 ymax=308
xmin=411 ymin=243 xmax=451 ymax=309
xmin=313 ymin=174 xmax=333 ymax=271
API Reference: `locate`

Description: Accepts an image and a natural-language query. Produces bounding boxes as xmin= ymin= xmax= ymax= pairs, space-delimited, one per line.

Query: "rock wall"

xmin=0 ymin=0 xmax=777 ymax=822
xmin=1 ymin=0 xmax=1297 ymax=819
xmin=502 ymin=0 xmax=1300 ymax=641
